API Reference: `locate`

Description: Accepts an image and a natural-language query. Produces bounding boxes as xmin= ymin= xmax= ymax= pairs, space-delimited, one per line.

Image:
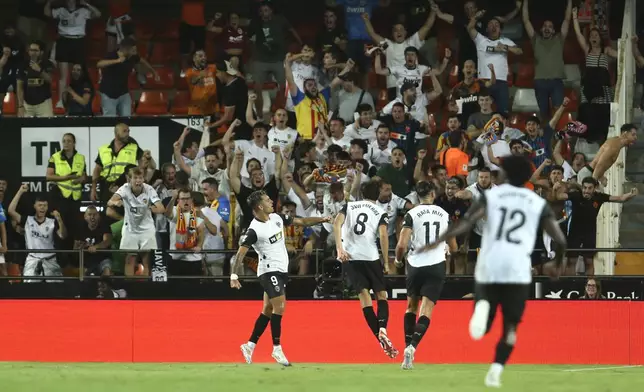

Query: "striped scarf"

xmin=175 ymin=207 xmax=198 ymax=249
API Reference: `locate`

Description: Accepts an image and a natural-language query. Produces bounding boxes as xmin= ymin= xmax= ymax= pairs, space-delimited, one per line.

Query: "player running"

xmin=419 ymin=156 xmax=567 ymax=388
xmin=395 ymin=181 xmax=456 ymax=369
xmin=230 ymin=190 xmax=330 ymax=366
xmin=334 ymin=180 xmax=398 ymax=359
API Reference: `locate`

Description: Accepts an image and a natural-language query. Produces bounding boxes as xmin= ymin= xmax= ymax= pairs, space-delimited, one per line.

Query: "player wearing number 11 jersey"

xmin=419 ymin=156 xmax=567 ymax=388
xmin=334 ymin=180 xmax=398 ymax=359
xmin=395 ymin=181 xmax=456 ymax=370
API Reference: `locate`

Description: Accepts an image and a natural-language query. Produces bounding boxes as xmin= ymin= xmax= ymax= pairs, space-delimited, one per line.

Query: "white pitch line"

xmin=563 ymin=365 xmax=643 ymax=372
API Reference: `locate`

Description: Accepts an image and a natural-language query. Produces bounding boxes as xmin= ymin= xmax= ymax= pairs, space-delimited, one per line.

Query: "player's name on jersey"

xmin=350 ymin=202 xmax=381 ymax=214
xmin=414 ymin=208 xmax=447 ymax=218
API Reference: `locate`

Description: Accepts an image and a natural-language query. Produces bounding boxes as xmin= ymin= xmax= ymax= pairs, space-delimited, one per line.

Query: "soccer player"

xmin=107 ymin=167 xmax=165 ymax=275
xmin=419 ymin=155 xmax=567 ymax=387
xmin=230 ymin=190 xmax=330 ymax=366
xmin=395 ymin=181 xmax=456 ymax=369
xmin=334 ymin=180 xmax=398 ymax=358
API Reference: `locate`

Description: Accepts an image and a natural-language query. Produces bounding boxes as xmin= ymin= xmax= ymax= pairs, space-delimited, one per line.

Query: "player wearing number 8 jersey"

xmin=334 ymin=180 xmax=398 ymax=359
xmin=419 ymin=156 xmax=567 ymax=388
xmin=230 ymin=190 xmax=330 ymax=366
xmin=395 ymin=181 xmax=456 ymax=370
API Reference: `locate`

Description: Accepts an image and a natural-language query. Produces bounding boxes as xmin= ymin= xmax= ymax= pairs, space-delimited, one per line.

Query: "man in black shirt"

xmin=213 ymin=60 xmax=250 ymax=139
xmin=74 ymin=205 xmax=113 ymax=276
xmin=0 ymin=25 xmax=24 ymax=113
xmin=435 ymin=177 xmax=470 ymax=274
xmin=558 ymin=177 xmax=638 ymax=276
xmin=17 ymin=40 xmax=54 ymax=117
xmin=229 ymin=146 xmax=282 ymax=231
xmin=97 ymin=37 xmax=158 ymax=117
xmin=316 ymin=8 xmax=348 ymax=58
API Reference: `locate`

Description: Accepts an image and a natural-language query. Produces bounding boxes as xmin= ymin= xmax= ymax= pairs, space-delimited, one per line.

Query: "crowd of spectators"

xmin=0 ymin=0 xmax=643 ymax=282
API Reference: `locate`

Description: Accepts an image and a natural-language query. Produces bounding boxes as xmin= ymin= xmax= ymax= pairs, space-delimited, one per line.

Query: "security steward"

xmin=46 ymin=132 xmax=87 ymax=254
xmin=91 ymin=123 xmax=143 ymax=203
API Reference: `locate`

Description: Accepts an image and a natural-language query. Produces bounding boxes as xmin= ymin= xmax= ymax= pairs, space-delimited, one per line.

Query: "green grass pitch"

xmin=1 ymin=363 xmax=642 ymax=391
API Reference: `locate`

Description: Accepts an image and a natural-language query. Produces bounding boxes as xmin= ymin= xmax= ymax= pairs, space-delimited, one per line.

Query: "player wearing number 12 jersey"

xmin=395 ymin=181 xmax=456 ymax=369
xmin=334 ymin=180 xmax=398 ymax=359
xmin=230 ymin=190 xmax=330 ymax=366
xmin=420 ymin=156 xmax=567 ymax=388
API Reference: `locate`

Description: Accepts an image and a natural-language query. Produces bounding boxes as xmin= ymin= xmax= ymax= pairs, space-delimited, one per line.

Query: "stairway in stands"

xmin=621 ymin=108 xmax=644 ymax=259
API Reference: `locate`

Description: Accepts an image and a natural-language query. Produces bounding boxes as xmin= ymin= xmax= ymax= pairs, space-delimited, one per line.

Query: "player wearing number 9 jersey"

xmin=395 ymin=181 xmax=456 ymax=370
xmin=334 ymin=180 xmax=398 ymax=359
xmin=230 ymin=190 xmax=331 ymax=367
xmin=419 ymin=156 xmax=567 ymax=388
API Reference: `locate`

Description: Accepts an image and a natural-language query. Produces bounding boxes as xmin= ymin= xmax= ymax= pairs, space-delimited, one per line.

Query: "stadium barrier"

xmin=0 ymin=300 xmax=641 ymax=364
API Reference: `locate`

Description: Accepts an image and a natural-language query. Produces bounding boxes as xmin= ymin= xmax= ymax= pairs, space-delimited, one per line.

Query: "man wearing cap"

xmin=467 ymin=13 xmax=522 ymax=114
xmin=213 ymin=60 xmax=249 ymax=139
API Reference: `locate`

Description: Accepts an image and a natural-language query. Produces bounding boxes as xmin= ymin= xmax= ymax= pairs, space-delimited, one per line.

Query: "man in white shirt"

xmin=222 ymin=120 xmax=275 ymax=182
xmin=375 ymin=46 xmax=430 ymax=101
xmin=267 ymin=108 xmax=300 ymax=153
xmin=468 ymin=15 xmax=523 ymax=114
xmin=107 ymin=167 xmax=165 ymax=276
xmin=284 ymin=46 xmax=320 ymax=120
xmin=345 ymin=103 xmax=381 ymax=143
xmin=164 ymin=189 xmax=206 ymax=276
xmin=368 ymin=124 xmax=397 ymax=170
xmin=361 ymin=9 xmax=436 ymax=100
xmin=328 ymin=118 xmax=352 ymax=151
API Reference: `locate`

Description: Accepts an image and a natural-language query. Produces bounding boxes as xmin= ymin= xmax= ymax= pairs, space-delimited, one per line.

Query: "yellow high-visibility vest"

xmin=49 ymin=151 xmax=86 ymax=201
xmin=98 ymin=142 xmax=139 ymax=183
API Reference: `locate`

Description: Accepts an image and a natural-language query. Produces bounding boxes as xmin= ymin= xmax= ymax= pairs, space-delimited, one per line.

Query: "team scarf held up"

xmin=175 ymin=206 xmax=198 ymax=249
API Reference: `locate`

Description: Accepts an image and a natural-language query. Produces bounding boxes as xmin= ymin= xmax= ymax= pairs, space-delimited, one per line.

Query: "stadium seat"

xmin=427 ymin=96 xmax=442 ymax=113
xmin=176 ymin=72 xmax=188 ymax=90
xmin=154 ymin=19 xmax=180 ymax=40
xmin=142 ymin=67 xmax=175 ymax=89
xmin=375 ymin=89 xmax=388 ymax=112
xmin=563 ymin=88 xmax=579 ymax=112
xmin=52 ymin=94 xmax=65 ymax=115
xmin=426 ymin=112 xmax=437 ymax=135
xmin=3 ymin=92 xmax=16 ymax=115
xmin=555 ymin=112 xmax=574 ymax=131
xmin=86 ymin=40 xmax=107 ymax=62
xmin=563 ymin=64 xmax=582 ymax=88
xmin=92 ymin=94 xmax=102 ymax=115
xmin=135 ymin=20 xmax=156 ymax=40
xmin=448 ymin=65 xmax=459 ymax=89
xmin=509 ymin=112 xmax=537 ymax=130
xmin=170 ymin=90 xmax=190 ymax=115
xmin=563 ymin=36 xmax=584 ymax=64
xmin=87 ymin=21 xmax=105 ymax=40
xmin=368 ymin=71 xmax=386 ymax=90
xmin=135 ymin=91 xmax=169 ymax=115
xmin=148 ymin=41 xmax=180 ymax=65
xmin=515 ymin=63 xmax=535 ymax=88
xmin=506 ymin=67 xmax=514 ymax=87
xmin=511 ymin=88 xmax=539 ymax=113
xmin=87 ymin=67 xmax=100 ymax=88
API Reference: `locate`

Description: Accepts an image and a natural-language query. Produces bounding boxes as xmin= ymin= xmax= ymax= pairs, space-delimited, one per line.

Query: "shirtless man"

xmin=577 ymin=124 xmax=638 ymax=184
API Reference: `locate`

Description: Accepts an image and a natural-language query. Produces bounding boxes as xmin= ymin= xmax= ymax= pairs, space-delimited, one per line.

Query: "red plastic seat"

xmin=564 ymin=36 xmax=584 ymax=64
xmin=148 ymin=41 xmax=180 ymax=65
xmin=563 ymin=89 xmax=579 ymax=112
xmin=368 ymin=71 xmax=386 ymax=90
xmin=506 ymin=67 xmax=514 ymax=87
xmin=141 ymin=67 xmax=175 ymax=89
xmin=135 ymin=91 xmax=169 ymax=115
xmin=448 ymin=65 xmax=459 ymax=89
xmin=171 ymin=90 xmax=191 ymax=115
xmin=87 ymin=67 xmax=100 ymax=88
xmin=86 ymin=40 xmax=107 ymax=62
xmin=375 ymin=89 xmax=388 ymax=112
xmin=3 ymin=92 xmax=16 ymax=115
xmin=92 ymin=94 xmax=102 ymax=115
xmin=154 ymin=20 xmax=180 ymax=40
xmin=556 ymin=112 xmax=574 ymax=131
xmin=87 ymin=21 xmax=105 ymax=40
xmin=134 ymin=19 xmax=156 ymax=40
xmin=515 ymin=63 xmax=535 ymax=88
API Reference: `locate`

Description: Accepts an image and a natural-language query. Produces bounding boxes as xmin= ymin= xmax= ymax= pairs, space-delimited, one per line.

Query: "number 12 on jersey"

xmin=495 ymin=207 xmax=526 ymax=244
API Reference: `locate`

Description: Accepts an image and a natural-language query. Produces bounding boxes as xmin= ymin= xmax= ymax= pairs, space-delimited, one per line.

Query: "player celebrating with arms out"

xmin=106 ymin=167 xmax=165 ymax=275
xmin=230 ymin=190 xmax=331 ymax=366
xmin=334 ymin=180 xmax=398 ymax=359
xmin=419 ymin=156 xmax=567 ymax=388
xmin=395 ymin=181 xmax=456 ymax=369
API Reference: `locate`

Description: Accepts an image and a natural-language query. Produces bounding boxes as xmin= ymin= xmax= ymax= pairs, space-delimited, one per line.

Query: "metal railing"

xmin=1 ymin=247 xmax=643 ymax=281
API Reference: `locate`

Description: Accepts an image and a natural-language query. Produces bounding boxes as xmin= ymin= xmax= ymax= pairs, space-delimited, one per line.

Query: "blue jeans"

xmin=489 ymin=80 xmax=510 ymax=114
xmin=534 ymin=79 xmax=565 ymax=119
xmin=101 ymin=92 xmax=132 ymax=117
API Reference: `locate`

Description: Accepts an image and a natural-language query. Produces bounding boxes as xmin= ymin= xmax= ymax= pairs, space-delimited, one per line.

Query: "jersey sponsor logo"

xmin=402 ymin=77 xmax=421 ymax=87
xmin=269 ymin=231 xmax=283 ymax=244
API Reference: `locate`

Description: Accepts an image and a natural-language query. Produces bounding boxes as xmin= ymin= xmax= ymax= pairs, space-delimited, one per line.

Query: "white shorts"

xmin=0 ymin=254 xmax=5 ymax=264
xmin=24 ymin=254 xmax=62 ymax=283
xmin=120 ymin=230 xmax=158 ymax=251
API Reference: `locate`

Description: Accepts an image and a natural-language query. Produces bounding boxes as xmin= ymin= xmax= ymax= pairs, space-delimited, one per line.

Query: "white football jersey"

xmin=241 ymin=213 xmax=292 ymax=276
xmin=389 ymin=64 xmax=430 ymax=99
xmin=376 ymin=194 xmax=409 ymax=236
xmin=340 ymin=201 xmax=388 ymax=261
xmin=267 ymin=127 xmax=299 ymax=153
xmin=403 ymin=204 xmax=451 ymax=267
xmin=24 ymin=216 xmax=57 ymax=259
xmin=476 ymin=184 xmax=548 ymax=284
xmin=116 ymin=183 xmax=161 ymax=235
xmin=52 ymin=7 xmax=92 ymax=36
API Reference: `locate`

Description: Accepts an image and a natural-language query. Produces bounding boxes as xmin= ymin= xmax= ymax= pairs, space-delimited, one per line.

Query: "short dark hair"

xmin=392 ymin=146 xmax=405 ymax=155
xmin=447 ymin=113 xmax=460 ymax=122
xmin=479 ymin=167 xmax=492 ymax=174
xmin=621 ymin=123 xmax=637 ymax=133
xmin=297 ymin=140 xmax=316 ymax=160
xmin=362 ymin=180 xmax=381 ymax=201
xmin=356 ymin=103 xmax=373 ymax=114
xmin=178 ymin=188 xmax=192 ymax=198
xmin=354 ymin=158 xmax=369 ymax=174
xmin=582 ymin=177 xmax=599 ymax=187
xmin=175 ymin=170 xmax=190 ymax=187
xmin=392 ymin=102 xmax=405 ymax=111
xmin=246 ymin=158 xmax=261 ymax=170
xmin=30 ymin=40 xmax=45 ymax=51
xmin=192 ymin=192 xmax=206 ymax=207
xmin=34 ymin=195 xmax=48 ymax=203
xmin=248 ymin=190 xmax=267 ymax=211
xmin=572 ymin=152 xmax=587 ymax=162
xmin=350 ymin=138 xmax=368 ymax=153
xmin=432 ymin=164 xmax=447 ymax=174
xmin=551 ymin=165 xmax=564 ymax=174
xmin=329 ymin=182 xmax=344 ymax=194
xmin=161 ymin=162 xmax=175 ymax=174
xmin=337 ymin=151 xmax=351 ymax=161
xmin=500 ymin=155 xmax=532 ymax=186
xmin=327 ymin=144 xmax=343 ymax=155
xmin=120 ymin=37 xmax=136 ymax=48
xmin=416 ymin=181 xmax=436 ymax=198
xmin=330 ymin=117 xmax=345 ymax=126
xmin=478 ymin=88 xmax=492 ymax=98
xmin=526 ymin=116 xmax=541 ymax=126
xmin=282 ymin=200 xmax=297 ymax=209
xmin=201 ymin=177 xmax=219 ymax=188
xmin=509 ymin=139 xmax=523 ymax=149
xmin=253 ymin=122 xmax=270 ymax=132
xmin=492 ymin=111 xmax=508 ymax=120
xmin=376 ymin=124 xmax=390 ymax=133
xmin=448 ymin=130 xmax=463 ymax=148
